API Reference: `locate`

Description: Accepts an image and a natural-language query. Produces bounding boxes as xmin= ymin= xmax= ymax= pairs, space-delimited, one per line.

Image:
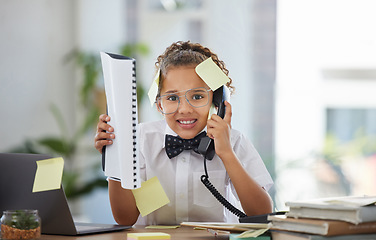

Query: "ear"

xmin=155 ymin=101 xmax=164 ymax=114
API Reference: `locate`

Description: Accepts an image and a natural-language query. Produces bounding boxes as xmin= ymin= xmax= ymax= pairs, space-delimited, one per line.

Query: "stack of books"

xmin=268 ymin=195 xmax=376 ymax=240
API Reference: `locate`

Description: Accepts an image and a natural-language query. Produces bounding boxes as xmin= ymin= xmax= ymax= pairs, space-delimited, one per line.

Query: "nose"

xmin=177 ymin=96 xmax=193 ymax=114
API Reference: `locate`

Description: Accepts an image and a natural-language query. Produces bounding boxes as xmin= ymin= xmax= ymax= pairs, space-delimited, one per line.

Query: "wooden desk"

xmin=40 ymin=226 xmax=230 ymax=240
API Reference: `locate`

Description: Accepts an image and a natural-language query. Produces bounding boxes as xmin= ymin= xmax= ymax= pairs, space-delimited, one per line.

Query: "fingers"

xmin=97 ymin=114 xmax=114 ymax=132
xmin=223 ymin=101 xmax=232 ymax=127
xmin=95 ymin=139 xmax=113 ymax=153
xmin=208 ymin=101 xmax=232 ymax=127
xmin=207 ymin=101 xmax=232 ymax=140
xmin=95 ymin=131 xmax=115 ymax=141
xmin=207 ymin=116 xmax=230 ymax=139
xmin=95 ymin=114 xmax=115 ymax=153
xmin=99 ymin=114 xmax=110 ymax=122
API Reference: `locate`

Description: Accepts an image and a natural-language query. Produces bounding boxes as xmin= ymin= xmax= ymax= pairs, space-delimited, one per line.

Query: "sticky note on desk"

xmin=32 ymin=157 xmax=64 ymax=192
xmin=127 ymin=232 xmax=170 ymax=240
xmin=131 ymin=176 xmax=170 ymax=217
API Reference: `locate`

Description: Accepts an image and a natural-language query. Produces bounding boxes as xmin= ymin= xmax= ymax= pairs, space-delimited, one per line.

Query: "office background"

xmin=1 ymin=0 xmax=375 ymax=223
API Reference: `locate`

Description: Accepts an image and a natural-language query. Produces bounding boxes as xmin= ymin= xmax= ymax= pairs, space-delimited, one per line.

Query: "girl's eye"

xmin=192 ymin=94 xmax=204 ymax=100
xmin=166 ymin=95 xmax=179 ymax=101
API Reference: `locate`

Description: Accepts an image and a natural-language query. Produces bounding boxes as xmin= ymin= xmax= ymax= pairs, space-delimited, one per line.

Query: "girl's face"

xmin=158 ymin=66 xmax=213 ymax=139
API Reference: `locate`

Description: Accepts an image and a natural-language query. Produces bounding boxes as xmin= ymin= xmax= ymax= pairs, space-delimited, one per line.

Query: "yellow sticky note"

xmin=127 ymin=232 xmax=170 ymax=240
xmin=32 ymin=157 xmax=64 ymax=193
xmin=132 ymin=176 xmax=170 ymax=217
xmin=147 ymin=68 xmax=160 ymax=106
xmin=195 ymin=57 xmax=230 ymax=91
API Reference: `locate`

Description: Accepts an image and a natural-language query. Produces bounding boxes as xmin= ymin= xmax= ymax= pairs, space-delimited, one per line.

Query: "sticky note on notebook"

xmin=32 ymin=157 xmax=64 ymax=192
xmin=132 ymin=176 xmax=170 ymax=217
xmin=127 ymin=232 xmax=170 ymax=240
xmin=195 ymin=57 xmax=230 ymax=91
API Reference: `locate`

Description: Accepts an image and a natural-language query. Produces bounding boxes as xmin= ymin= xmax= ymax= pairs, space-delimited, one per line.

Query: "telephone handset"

xmin=197 ymin=85 xmax=230 ymax=160
xmin=197 ymin=86 xmax=247 ymax=218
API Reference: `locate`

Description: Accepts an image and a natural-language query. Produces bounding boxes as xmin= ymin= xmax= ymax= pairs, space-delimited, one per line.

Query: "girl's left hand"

xmin=206 ymin=101 xmax=233 ymax=158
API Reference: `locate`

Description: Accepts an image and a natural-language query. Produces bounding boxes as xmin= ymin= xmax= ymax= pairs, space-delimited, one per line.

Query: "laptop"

xmin=0 ymin=153 xmax=131 ymax=235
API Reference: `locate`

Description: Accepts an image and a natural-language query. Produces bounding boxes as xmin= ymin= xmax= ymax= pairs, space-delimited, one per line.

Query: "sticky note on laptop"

xmin=32 ymin=157 xmax=64 ymax=193
xmin=131 ymin=176 xmax=170 ymax=217
xmin=127 ymin=232 xmax=170 ymax=240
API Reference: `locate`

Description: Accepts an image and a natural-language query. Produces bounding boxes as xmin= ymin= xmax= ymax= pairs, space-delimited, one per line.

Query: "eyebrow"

xmin=163 ymin=88 xmax=207 ymax=94
xmin=164 ymin=90 xmax=179 ymax=94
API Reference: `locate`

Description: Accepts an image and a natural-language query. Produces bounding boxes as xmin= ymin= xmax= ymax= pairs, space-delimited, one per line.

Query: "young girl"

xmin=94 ymin=41 xmax=273 ymax=226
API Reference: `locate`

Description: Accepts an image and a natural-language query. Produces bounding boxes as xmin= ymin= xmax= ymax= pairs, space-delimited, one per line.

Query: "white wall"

xmin=275 ymin=0 xmax=376 ymax=209
xmin=0 ymin=0 xmax=76 ymax=151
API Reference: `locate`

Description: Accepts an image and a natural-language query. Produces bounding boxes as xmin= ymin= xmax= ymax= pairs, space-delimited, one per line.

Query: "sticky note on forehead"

xmin=195 ymin=57 xmax=230 ymax=91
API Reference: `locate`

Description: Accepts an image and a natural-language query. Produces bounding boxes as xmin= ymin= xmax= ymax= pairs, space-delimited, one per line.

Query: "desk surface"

xmin=41 ymin=225 xmax=231 ymax=240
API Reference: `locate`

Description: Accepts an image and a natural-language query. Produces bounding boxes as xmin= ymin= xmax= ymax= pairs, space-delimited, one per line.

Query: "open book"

xmin=100 ymin=52 xmax=140 ymax=190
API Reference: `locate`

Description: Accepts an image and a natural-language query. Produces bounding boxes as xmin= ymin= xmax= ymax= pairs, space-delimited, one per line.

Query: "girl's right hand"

xmin=94 ymin=114 xmax=115 ymax=153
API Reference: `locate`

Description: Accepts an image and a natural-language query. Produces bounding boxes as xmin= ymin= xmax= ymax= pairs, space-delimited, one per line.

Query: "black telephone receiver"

xmin=197 ymin=85 xmax=249 ymax=219
xmin=197 ymin=85 xmax=230 ymax=160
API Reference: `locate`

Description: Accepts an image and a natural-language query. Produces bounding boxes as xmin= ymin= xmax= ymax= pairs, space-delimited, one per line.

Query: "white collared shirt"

xmin=133 ymin=120 xmax=273 ymax=225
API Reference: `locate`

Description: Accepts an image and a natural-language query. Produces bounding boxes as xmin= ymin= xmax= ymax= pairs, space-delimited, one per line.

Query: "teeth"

xmin=179 ymin=120 xmax=195 ymax=124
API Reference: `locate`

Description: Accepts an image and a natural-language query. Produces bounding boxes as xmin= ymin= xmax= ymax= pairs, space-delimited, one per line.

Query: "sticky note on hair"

xmin=195 ymin=57 xmax=230 ymax=91
xmin=32 ymin=157 xmax=64 ymax=192
xmin=127 ymin=232 xmax=170 ymax=240
xmin=131 ymin=176 xmax=170 ymax=217
xmin=147 ymin=68 xmax=160 ymax=106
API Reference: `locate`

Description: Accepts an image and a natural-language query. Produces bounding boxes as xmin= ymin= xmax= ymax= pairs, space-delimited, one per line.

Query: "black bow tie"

xmin=165 ymin=131 xmax=206 ymax=159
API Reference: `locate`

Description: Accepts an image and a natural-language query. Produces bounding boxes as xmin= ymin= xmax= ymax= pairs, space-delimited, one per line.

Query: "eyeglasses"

xmin=156 ymin=87 xmax=212 ymax=114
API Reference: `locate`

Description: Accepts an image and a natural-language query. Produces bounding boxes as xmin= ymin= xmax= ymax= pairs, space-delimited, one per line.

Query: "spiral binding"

xmin=131 ymin=60 xmax=138 ymax=188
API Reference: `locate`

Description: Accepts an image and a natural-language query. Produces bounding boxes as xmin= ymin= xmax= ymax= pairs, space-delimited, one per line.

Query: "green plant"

xmin=3 ymin=210 xmax=40 ymax=230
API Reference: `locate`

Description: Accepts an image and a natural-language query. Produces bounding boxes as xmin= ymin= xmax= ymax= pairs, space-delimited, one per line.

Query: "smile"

xmin=178 ymin=120 xmax=196 ymax=124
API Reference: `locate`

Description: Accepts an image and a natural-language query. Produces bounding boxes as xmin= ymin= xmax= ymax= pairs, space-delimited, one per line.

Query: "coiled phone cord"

xmin=201 ymin=157 xmax=247 ymax=218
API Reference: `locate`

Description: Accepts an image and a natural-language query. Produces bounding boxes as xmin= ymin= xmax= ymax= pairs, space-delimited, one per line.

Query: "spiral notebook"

xmin=100 ymin=52 xmax=140 ymax=189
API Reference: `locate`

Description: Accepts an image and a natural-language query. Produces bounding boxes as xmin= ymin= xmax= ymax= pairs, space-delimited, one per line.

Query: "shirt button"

xmin=181 ymin=157 xmax=186 ymax=162
xmin=179 ymin=193 xmax=185 ymax=199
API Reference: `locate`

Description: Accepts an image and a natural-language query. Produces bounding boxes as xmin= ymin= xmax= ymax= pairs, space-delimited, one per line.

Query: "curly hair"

xmin=154 ymin=41 xmax=234 ymax=97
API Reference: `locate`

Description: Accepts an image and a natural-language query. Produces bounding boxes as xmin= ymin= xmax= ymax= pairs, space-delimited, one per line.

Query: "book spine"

xmin=326 ymin=221 xmax=376 ymax=236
